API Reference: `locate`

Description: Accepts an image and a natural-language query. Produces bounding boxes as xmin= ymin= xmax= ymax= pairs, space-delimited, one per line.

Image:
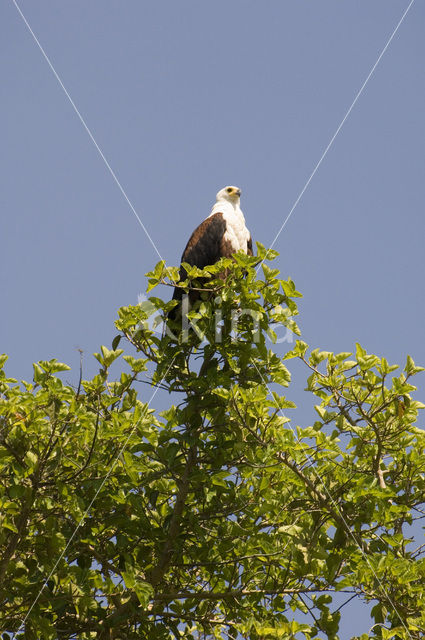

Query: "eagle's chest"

xmin=222 ymin=211 xmax=250 ymax=253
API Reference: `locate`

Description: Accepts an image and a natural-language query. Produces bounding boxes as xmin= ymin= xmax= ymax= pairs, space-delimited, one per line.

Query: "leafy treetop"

xmin=0 ymin=245 xmax=424 ymax=639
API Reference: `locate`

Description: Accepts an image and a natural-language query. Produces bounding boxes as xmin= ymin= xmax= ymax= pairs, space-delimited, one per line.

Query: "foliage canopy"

xmin=0 ymin=246 xmax=424 ymax=639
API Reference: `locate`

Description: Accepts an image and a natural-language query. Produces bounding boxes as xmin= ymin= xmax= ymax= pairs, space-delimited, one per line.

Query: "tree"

xmin=0 ymin=246 xmax=424 ymax=640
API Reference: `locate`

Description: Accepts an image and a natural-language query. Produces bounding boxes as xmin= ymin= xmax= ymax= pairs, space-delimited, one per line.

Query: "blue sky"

xmin=2 ymin=1 xmax=424 ymax=636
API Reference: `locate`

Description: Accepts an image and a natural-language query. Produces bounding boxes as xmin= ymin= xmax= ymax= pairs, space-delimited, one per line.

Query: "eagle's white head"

xmin=210 ymin=185 xmax=244 ymax=220
xmin=216 ymin=185 xmax=241 ymax=207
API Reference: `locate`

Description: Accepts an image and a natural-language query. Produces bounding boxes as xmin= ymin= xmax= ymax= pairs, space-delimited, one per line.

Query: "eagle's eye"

xmin=226 ymin=187 xmax=232 ymax=193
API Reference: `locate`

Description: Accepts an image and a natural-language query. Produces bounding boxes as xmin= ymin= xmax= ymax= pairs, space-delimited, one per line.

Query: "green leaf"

xmin=25 ymin=451 xmax=38 ymax=469
xmin=134 ymin=580 xmax=154 ymax=607
xmin=38 ymin=359 xmax=71 ymax=374
xmin=283 ymin=340 xmax=308 ymax=360
xmin=94 ymin=345 xmax=124 ymax=367
xmin=112 ymin=335 xmax=122 ymax=350
xmin=405 ymin=354 xmax=425 ymax=375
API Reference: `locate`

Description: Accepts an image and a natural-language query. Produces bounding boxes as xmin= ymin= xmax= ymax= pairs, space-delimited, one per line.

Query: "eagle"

xmin=169 ymin=186 xmax=253 ymax=321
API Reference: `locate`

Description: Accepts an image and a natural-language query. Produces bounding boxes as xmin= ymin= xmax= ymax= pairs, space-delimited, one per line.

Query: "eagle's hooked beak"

xmin=235 ymin=188 xmax=241 ymax=197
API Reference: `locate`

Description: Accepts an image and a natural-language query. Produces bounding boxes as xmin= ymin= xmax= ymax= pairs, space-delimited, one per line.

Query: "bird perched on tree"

xmin=168 ymin=186 xmax=253 ymax=321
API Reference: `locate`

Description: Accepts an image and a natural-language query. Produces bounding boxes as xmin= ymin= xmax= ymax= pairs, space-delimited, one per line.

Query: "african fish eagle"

xmin=169 ymin=186 xmax=253 ymax=319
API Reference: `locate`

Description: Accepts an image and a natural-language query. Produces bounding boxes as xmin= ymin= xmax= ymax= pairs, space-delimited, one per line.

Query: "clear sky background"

xmin=1 ymin=1 xmax=424 ymax=637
